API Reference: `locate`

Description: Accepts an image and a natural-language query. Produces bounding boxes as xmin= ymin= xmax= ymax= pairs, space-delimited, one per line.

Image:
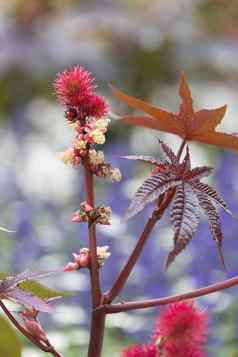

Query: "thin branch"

xmin=84 ymin=158 xmax=101 ymax=307
xmin=105 ymin=191 xmax=174 ymax=303
xmin=0 ymin=301 xmax=62 ymax=356
xmin=98 ymin=274 xmax=238 ymax=314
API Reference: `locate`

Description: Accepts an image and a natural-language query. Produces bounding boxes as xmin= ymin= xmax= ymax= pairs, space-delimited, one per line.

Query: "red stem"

xmin=84 ymin=158 xmax=105 ymax=357
xmin=84 ymin=159 xmax=101 ymax=307
xmin=87 ymin=311 xmax=106 ymax=357
xmin=98 ymin=274 xmax=238 ymax=314
xmin=105 ymin=191 xmax=174 ymax=303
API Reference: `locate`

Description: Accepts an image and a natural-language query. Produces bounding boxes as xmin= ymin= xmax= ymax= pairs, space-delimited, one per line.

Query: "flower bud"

xmin=97 ymin=246 xmax=111 ymax=267
xmin=91 ymin=129 xmax=105 ymax=144
xmin=110 ymin=168 xmax=122 ymax=182
xmin=23 ymin=318 xmax=48 ymax=343
xmin=63 ymin=262 xmax=79 ymax=272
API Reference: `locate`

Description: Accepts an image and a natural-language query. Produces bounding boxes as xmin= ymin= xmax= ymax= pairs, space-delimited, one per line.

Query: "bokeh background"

xmin=0 ymin=0 xmax=238 ymax=356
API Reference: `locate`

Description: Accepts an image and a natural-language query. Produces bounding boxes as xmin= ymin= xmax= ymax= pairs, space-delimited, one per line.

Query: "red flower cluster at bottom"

xmin=121 ymin=301 xmax=207 ymax=357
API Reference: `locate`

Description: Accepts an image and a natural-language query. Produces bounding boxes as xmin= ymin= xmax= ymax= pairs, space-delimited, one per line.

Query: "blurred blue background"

xmin=0 ymin=0 xmax=238 ymax=356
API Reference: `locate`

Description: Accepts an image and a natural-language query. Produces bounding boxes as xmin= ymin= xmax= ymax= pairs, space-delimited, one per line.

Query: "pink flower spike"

xmin=82 ymin=94 xmax=109 ymax=118
xmin=153 ymin=300 xmax=207 ymax=346
xmin=54 ymin=66 xmax=94 ymax=107
xmin=121 ymin=344 xmax=157 ymax=357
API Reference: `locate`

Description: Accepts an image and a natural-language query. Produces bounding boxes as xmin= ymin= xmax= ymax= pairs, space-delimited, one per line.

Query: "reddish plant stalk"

xmin=105 ymin=191 xmax=175 ymax=303
xmin=97 ymin=273 xmax=238 ymax=314
xmin=0 ymin=301 xmax=62 ymax=357
xmin=84 ymin=158 xmax=105 ymax=357
xmin=87 ymin=311 xmax=106 ymax=357
xmin=84 ymin=158 xmax=101 ymax=307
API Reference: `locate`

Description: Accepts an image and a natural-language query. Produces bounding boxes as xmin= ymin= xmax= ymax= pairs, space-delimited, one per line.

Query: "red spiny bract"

xmin=54 ymin=66 xmax=108 ymax=119
xmin=164 ymin=343 xmax=207 ymax=357
xmin=153 ymin=301 xmax=207 ymax=347
xmin=121 ymin=343 xmax=157 ymax=357
xmin=54 ymin=66 xmax=94 ymax=107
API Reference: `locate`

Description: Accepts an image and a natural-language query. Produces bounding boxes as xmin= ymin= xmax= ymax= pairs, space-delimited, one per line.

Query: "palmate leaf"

xmin=196 ymin=191 xmax=225 ymax=268
xmin=183 ymin=146 xmax=191 ymax=171
xmin=191 ymin=181 xmax=233 ymax=217
xmin=6 ymin=287 xmax=52 ymax=313
xmin=0 ymin=270 xmax=62 ymax=313
xmin=184 ymin=166 xmax=213 ymax=181
xmin=125 ymin=173 xmax=181 ymax=220
xmin=158 ymin=140 xmax=178 ymax=165
xmin=113 ymin=73 xmax=238 ymax=151
xmin=166 ymin=183 xmax=201 ymax=269
xmin=179 ymin=72 xmax=193 ymax=116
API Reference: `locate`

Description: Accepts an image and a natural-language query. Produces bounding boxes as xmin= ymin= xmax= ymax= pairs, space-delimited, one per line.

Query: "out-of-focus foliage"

xmin=0 ymin=0 xmax=237 ymax=356
xmin=0 ymin=315 xmax=22 ymax=356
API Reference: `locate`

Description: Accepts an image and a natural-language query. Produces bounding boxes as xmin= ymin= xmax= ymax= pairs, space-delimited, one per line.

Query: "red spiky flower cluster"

xmin=153 ymin=300 xmax=207 ymax=355
xmin=54 ymin=66 xmax=108 ymax=119
xmin=55 ymin=66 xmax=121 ymax=181
xmin=121 ymin=301 xmax=207 ymax=357
xmin=121 ymin=344 xmax=157 ymax=357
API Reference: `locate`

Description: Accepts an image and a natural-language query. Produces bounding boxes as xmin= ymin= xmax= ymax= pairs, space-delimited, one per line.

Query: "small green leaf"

xmin=0 ymin=315 xmax=22 ymax=357
xmin=19 ymin=280 xmax=71 ymax=299
xmin=0 ymin=272 xmax=73 ymax=300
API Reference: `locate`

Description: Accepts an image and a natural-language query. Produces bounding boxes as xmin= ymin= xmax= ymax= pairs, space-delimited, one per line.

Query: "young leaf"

xmin=0 ymin=270 xmax=62 ymax=313
xmin=6 ymin=288 xmax=52 ymax=313
xmin=196 ymin=191 xmax=225 ymax=268
xmin=184 ymin=166 xmax=213 ymax=181
xmin=191 ymin=181 xmax=233 ymax=217
xmin=167 ymin=184 xmax=201 ymax=268
xmin=125 ymin=174 xmax=181 ymax=220
xmin=158 ymin=140 xmax=178 ymax=165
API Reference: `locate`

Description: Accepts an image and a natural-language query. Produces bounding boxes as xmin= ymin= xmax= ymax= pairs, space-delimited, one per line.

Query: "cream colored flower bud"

xmin=91 ymin=129 xmax=105 ymax=145
xmin=97 ymin=246 xmax=111 ymax=267
xmin=59 ymin=148 xmax=74 ymax=165
xmin=89 ymin=149 xmax=105 ymax=165
xmin=95 ymin=118 xmax=110 ymax=130
xmin=110 ymin=168 xmax=122 ymax=182
xmin=74 ymin=139 xmax=87 ymax=150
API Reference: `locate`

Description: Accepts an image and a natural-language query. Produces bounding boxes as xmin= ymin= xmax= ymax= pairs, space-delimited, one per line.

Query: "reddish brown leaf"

xmin=179 ymin=72 xmax=193 ymax=116
xmin=192 ymin=106 xmax=227 ymax=135
xmin=120 ymin=115 xmax=184 ymax=136
xmin=194 ymin=131 xmax=238 ymax=151
xmin=112 ymin=74 xmax=238 ymax=151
